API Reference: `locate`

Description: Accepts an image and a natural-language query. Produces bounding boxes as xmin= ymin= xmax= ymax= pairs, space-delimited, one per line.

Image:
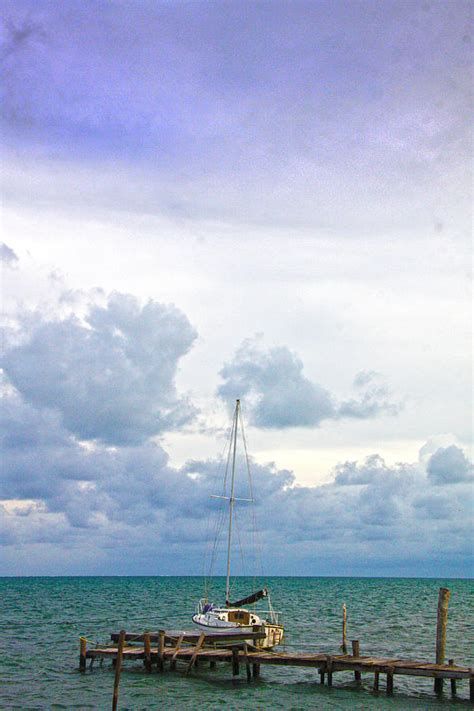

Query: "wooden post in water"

xmin=341 ymin=603 xmax=348 ymax=654
xmin=326 ymin=656 xmax=333 ymax=687
xmin=448 ymin=659 xmax=456 ymax=696
xmin=386 ymin=666 xmax=394 ymax=695
xmin=112 ymin=629 xmax=125 ymax=711
xmin=143 ymin=632 xmax=151 ymax=673
xmin=252 ymin=663 xmax=260 ymax=678
xmin=232 ymin=647 xmax=240 ymax=677
xmin=434 ymin=587 xmax=450 ymax=694
xmin=79 ymin=637 xmax=87 ymax=672
xmin=243 ymin=643 xmax=252 ymax=682
xmin=373 ymin=670 xmax=379 ymax=691
xmin=157 ymin=631 xmax=165 ymax=672
xmin=352 ymin=640 xmax=361 ymax=682
xmin=469 ymin=668 xmax=474 ymax=702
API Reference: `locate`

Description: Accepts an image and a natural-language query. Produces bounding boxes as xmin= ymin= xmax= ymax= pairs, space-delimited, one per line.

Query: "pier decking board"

xmin=81 ymin=630 xmax=474 ymax=701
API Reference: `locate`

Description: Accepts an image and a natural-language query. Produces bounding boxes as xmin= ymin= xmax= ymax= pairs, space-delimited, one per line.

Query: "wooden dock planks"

xmin=81 ymin=631 xmax=474 ymax=701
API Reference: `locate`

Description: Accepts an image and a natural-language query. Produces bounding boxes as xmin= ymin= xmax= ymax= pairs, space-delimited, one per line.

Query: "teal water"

xmin=1 ymin=576 xmax=473 ymax=709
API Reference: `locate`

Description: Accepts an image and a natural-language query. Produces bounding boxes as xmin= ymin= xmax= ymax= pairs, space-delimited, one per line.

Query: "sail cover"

xmin=228 ymin=588 xmax=268 ymax=607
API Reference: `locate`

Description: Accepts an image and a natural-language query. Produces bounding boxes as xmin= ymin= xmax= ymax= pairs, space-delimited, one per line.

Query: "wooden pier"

xmin=80 ymin=628 xmax=474 ymax=702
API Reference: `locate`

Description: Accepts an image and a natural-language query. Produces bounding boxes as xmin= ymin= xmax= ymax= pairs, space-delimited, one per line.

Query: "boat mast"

xmin=225 ymin=399 xmax=239 ymax=605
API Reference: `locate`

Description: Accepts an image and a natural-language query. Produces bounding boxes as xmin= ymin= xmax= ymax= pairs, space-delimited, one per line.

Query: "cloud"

xmin=218 ymin=340 xmax=399 ymax=429
xmin=427 ymin=444 xmax=474 ymax=485
xmin=0 ymin=242 xmax=18 ymax=266
xmin=1 ymin=375 xmax=472 ymax=576
xmin=1 ymin=291 xmax=197 ymax=444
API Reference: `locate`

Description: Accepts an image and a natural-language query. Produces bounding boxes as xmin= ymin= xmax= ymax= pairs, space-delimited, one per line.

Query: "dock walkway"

xmin=80 ymin=629 xmax=474 ymax=701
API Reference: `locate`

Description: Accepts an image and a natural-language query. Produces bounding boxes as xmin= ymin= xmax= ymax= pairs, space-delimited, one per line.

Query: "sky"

xmin=0 ymin=0 xmax=472 ymax=577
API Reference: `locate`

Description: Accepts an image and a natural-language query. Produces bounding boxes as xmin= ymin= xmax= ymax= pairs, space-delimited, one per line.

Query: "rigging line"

xmin=240 ymin=406 xmax=265 ymax=581
xmin=206 ymin=417 xmax=235 ymax=584
xmin=203 ymin=436 xmax=231 ymax=596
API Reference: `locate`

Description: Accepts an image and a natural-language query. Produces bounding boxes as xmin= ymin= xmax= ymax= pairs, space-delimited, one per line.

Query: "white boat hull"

xmin=192 ymin=613 xmax=284 ymax=649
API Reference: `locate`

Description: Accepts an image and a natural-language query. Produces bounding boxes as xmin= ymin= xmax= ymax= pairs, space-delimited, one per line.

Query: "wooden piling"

xmin=158 ymin=631 xmax=165 ymax=672
xmin=448 ymin=659 xmax=456 ymax=696
xmin=112 ymin=630 xmax=125 ymax=711
xmin=373 ymin=670 xmax=379 ymax=691
xmin=386 ymin=666 xmax=394 ymax=695
xmin=252 ymin=663 xmax=260 ymax=678
xmin=232 ymin=647 xmax=240 ymax=676
xmin=170 ymin=633 xmax=184 ymax=670
xmin=352 ymin=640 xmax=361 ymax=682
xmin=319 ymin=668 xmax=325 ymax=685
xmin=186 ymin=633 xmax=205 ymax=674
xmin=341 ymin=603 xmax=348 ymax=654
xmin=469 ymin=668 xmax=474 ymax=702
xmin=143 ymin=633 xmax=151 ymax=673
xmin=244 ymin=643 xmax=252 ymax=682
xmin=326 ymin=655 xmax=333 ymax=686
xmin=79 ymin=637 xmax=87 ymax=672
xmin=434 ymin=587 xmax=450 ymax=694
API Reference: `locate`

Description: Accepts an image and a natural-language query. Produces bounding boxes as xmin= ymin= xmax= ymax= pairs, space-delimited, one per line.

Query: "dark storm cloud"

xmin=1 ymin=292 xmax=197 ymax=444
xmin=0 ymin=242 xmax=18 ymax=266
xmin=427 ymin=444 xmax=474 ymax=485
xmin=218 ymin=341 xmax=399 ymax=429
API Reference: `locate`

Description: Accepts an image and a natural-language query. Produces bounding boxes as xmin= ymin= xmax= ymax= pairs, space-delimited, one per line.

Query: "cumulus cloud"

xmin=427 ymin=445 xmax=474 ymax=485
xmin=2 ymin=373 xmax=471 ymax=575
xmin=1 ymin=292 xmax=197 ymax=444
xmin=0 ymin=242 xmax=18 ymax=266
xmin=218 ymin=340 xmax=399 ymax=429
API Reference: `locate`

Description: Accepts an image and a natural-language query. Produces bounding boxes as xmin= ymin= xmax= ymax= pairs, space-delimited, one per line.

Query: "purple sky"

xmin=1 ymin=0 xmax=472 ymax=576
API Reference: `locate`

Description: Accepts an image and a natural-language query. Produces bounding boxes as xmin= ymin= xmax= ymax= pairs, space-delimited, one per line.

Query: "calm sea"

xmin=1 ymin=576 xmax=473 ymax=709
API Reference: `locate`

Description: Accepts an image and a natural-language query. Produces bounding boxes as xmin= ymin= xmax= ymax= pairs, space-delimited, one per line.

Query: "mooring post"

xmin=112 ymin=629 xmax=125 ymax=711
xmin=434 ymin=587 xmax=450 ymax=694
xmin=143 ymin=632 xmax=151 ymax=673
xmin=232 ymin=647 xmax=240 ymax=677
xmin=158 ymin=631 xmax=165 ymax=672
xmin=352 ymin=640 xmax=361 ymax=682
xmin=341 ymin=603 xmax=348 ymax=654
xmin=79 ymin=637 xmax=87 ymax=672
xmin=448 ymin=659 xmax=456 ymax=696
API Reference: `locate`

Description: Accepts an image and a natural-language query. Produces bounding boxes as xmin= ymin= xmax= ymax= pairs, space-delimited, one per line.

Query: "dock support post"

xmin=171 ymin=634 xmax=184 ymax=671
xmin=448 ymin=660 xmax=456 ymax=696
xmin=319 ymin=668 xmax=325 ymax=685
xmin=373 ymin=670 xmax=379 ymax=691
xmin=158 ymin=631 xmax=165 ymax=672
xmin=244 ymin=644 xmax=252 ymax=682
xmin=112 ymin=629 xmax=125 ymax=711
xmin=434 ymin=587 xmax=450 ymax=695
xmin=143 ymin=632 xmax=151 ymax=673
xmin=79 ymin=637 xmax=87 ymax=672
xmin=386 ymin=667 xmax=394 ymax=695
xmin=210 ymin=660 xmax=216 ymax=669
xmin=352 ymin=640 xmax=361 ymax=682
xmin=232 ymin=648 xmax=240 ymax=677
xmin=186 ymin=632 xmax=205 ymax=675
xmin=341 ymin=603 xmax=348 ymax=654
xmin=252 ymin=663 xmax=260 ymax=678
xmin=469 ymin=669 xmax=474 ymax=702
xmin=326 ymin=656 xmax=333 ymax=686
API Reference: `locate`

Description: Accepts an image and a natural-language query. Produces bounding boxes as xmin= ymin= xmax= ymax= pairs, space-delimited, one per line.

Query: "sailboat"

xmin=192 ymin=399 xmax=284 ymax=649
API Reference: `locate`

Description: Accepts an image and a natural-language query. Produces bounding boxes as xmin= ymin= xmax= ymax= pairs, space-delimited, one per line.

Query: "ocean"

xmin=1 ymin=576 xmax=473 ymax=709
